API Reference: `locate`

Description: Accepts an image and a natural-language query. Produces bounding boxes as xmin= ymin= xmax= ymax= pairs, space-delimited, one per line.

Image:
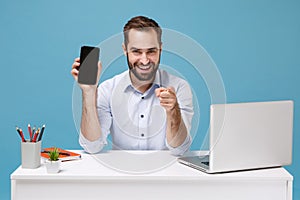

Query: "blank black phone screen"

xmin=78 ymin=46 xmax=100 ymax=85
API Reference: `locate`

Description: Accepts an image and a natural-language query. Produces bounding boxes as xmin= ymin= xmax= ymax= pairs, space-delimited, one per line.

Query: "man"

xmin=71 ymin=16 xmax=193 ymax=155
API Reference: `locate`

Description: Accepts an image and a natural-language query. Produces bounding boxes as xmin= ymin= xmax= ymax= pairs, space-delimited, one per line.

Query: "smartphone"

xmin=78 ymin=46 xmax=100 ymax=85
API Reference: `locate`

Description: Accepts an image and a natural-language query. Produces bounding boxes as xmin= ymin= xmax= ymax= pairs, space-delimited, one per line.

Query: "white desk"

xmin=11 ymin=150 xmax=293 ymax=200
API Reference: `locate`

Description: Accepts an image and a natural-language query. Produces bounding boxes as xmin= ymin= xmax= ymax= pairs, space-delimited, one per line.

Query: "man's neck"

xmin=129 ymin=72 xmax=154 ymax=94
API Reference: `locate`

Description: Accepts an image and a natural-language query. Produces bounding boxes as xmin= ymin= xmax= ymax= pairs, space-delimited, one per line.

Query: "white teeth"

xmin=138 ymin=66 xmax=151 ymax=70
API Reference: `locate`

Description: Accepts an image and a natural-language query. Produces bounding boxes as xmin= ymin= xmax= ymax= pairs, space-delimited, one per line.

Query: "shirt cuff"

xmin=79 ymin=132 xmax=107 ymax=154
xmin=165 ymin=134 xmax=192 ymax=156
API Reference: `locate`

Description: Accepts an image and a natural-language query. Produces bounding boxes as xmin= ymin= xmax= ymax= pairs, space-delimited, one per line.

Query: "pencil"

xmin=28 ymin=124 xmax=32 ymax=142
xmin=16 ymin=127 xmax=26 ymax=142
xmin=32 ymin=128 xmax=40 ymax=142
xmin=31 ymin=127 xmax=36 ymax=142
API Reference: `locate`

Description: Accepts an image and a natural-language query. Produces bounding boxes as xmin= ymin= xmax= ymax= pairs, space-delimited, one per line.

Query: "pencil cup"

xmin=21 ymin=141 xmax=41 ymax=169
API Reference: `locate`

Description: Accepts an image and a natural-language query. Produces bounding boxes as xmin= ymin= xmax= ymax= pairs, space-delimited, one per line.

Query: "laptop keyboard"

xmin=201 ymin=161 xmax=209 ymax=166
xmin=199 ymin=155 xmax=209 ymax=166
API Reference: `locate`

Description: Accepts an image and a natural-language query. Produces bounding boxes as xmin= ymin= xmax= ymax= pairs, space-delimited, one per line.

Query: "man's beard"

xmin=126 ymin=53 xmax=160 ymax=82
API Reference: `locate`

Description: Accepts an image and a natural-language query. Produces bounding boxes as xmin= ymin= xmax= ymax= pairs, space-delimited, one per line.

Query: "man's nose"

xmin=140 ymin=52 xmax=150 ymax=65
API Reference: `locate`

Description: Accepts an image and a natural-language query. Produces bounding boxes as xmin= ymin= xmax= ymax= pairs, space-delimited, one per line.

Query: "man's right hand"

xmin=70 ymin=57 xmax=102 ymax=93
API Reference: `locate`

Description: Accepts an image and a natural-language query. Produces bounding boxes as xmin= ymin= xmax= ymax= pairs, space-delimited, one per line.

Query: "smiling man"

xmin=71 ymin=16 xmax=193 ymax=155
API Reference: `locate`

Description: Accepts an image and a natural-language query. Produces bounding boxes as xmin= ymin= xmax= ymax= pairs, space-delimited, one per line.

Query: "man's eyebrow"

xmin=129 ymin=47 xmax=139 ymax=51
xmin=129 ymin=47 xmax=158 ymax=51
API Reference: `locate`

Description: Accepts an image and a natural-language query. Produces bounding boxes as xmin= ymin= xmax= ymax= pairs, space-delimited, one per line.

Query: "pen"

xmin=37 ymin=124 xmax=45 ymax=141
xmin=16 ymin=127 xmax=26 ymax=142
xmin=28 ymin=124 xmax=32 ymax=142
xmin=41 ymin=150 xmax=70 ymax=156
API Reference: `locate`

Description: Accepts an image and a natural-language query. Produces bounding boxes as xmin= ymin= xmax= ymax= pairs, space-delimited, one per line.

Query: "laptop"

xmin=178 ymin=100 xmax=294 ymax=173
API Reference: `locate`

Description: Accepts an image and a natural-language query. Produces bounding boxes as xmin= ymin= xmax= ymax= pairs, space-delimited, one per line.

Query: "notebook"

xmin=41 ymin=147 xmax=81 ymax=161
xmin=178 ymin=100 xmax=294 ymax=173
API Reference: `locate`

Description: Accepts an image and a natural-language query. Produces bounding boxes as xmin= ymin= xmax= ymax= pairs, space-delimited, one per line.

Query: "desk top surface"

xmin=11 ymin=150 xmax=293 ymax=181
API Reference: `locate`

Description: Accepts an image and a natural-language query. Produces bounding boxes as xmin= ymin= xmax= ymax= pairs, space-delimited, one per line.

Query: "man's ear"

xmin=122 ymin=43 xmax=127 ymax=56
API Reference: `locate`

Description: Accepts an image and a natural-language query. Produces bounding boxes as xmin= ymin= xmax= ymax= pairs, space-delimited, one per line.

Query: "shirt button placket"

xmin=140 ymin=114 xmax=144 ymax=137
xmin=139 ymin=94 xmax=147 ymax=145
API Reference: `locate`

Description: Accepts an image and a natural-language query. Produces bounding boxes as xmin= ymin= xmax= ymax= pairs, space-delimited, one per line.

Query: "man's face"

xmin=124 ymin=29 xmax=161 ymax=82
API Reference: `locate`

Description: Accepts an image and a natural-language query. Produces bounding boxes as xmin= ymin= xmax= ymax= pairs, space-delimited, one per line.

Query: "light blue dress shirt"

xmin=79 ymin=69 xmax=194 ymax=155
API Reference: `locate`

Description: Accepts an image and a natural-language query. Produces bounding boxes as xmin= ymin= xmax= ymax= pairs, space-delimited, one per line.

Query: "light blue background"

xmin=1 ymin=0 xmax=299 ymax=199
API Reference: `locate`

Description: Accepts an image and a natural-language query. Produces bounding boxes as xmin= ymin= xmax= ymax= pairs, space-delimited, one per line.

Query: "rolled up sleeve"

xmin=165 ymin=134 xmax=192 ymax=156
xmin=79 ymin=131 xmax=107 ymax=154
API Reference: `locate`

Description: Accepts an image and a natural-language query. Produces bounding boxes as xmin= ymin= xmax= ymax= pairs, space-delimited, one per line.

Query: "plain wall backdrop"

xmin=1 ymin=0 xmax=299 ymax=199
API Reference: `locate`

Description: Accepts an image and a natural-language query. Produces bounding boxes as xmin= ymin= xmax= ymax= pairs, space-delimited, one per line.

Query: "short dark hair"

xmin=123 ymin=16 xmax=162 ymax=48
